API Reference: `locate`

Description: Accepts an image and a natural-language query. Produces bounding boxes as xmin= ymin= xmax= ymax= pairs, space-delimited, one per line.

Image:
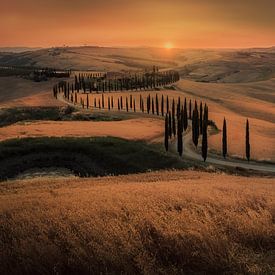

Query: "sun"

xmin=164 ymin=42 xmax=174 ymax=49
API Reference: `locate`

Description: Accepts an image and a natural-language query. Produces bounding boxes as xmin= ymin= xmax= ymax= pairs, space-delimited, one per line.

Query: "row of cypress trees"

xmin=165 ymin=110 xmax=251 ymax=162
xmin=53 ymin=69 xmax=180 ymax=97
xmin=62 ymin=91 xmax=199 ymax=121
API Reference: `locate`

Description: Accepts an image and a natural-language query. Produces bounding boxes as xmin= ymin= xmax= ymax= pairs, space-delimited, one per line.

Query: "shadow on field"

xmin=0 ymin=137 xmax=189 ymax=180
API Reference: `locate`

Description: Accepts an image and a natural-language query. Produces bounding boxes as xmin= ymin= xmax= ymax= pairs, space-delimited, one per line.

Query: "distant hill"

xmin=0 ymin=47 xmax=43 ymax=53
xmin=0 ymin=46 xmax=274 ymax=83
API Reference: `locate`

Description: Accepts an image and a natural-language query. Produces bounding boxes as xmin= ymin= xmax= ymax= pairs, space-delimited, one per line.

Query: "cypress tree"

xmin=118 ymin=98 xmax=120 ymax=110
xmin=161 ymin=94 xmax=164 ymax=116
xmin=199 ymin=102 xmax=203 ymax=135
xmin=102 ymin=94 xmax=104 ymax=109
xmin=222 ymin=118 xmax=227 ymax=159
xmin=156 ymin=94 xmax=159 ymax=115
xmin=183 ymin=98 xmax=188 ymax=130
xmin=134 ymin=99 xmax=136 ymax=112
xmin=172 ymin=112 xmax=176 ymax=137
xmin=189 ymin=99 xmax=192 ymax=119
xmin=126 ymin=97 xmax=129 ymax=112
xmin=108 ymin=97 xmax=110 ymax=110
xmin=120 ymin=96 xmax=123 ymax=110
xmin=152 ymin=98 xmax=155 ymax=115
xmin=168 ymin=111 xmax=172 ymax=139
xmin=130 ymin=94 xmax=133 ymax=109
xmin=201 ymin=118 xmax=208 ymax=162
xmin=94 ymin=98 xmax=96 ymax=108
xmin=111 ymin=96 xmax=114 ymax=109
xmin=139 ymin=94 xmax=142 ymax=111
xmin=166 ymin=96 xmax=169 ymax=113
xmin=177 ymin=97 xmax=181 ymax=119
xmin=164 ymin=114 xmax=169 ymax=151
xmin=246 ymin=119 xmax=250 ymax=161
xmin=177 ymin=116 xmax=183 ymax=156
xmin=192 ymin=107 xmax=199 ymax=147
xmin=87 ymin=94 xmax=89 ymax=109
xmin=172 ymin=99 xmax=175 ymax=118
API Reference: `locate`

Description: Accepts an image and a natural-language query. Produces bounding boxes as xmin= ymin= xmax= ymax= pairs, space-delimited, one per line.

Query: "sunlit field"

xmin=0 ymin=170 xmax=274 ymax=274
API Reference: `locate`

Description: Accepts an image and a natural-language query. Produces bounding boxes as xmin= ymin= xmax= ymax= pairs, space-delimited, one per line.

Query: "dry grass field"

xmin=0 ymin=118 xmax=163 ymax=142
xmin=0 ymin=170 xmax=274 ymax=274
xmin=0 ymin=47 xmax=274 ymax=274
xmin=0 ymin=76 xmax=65 ymax=107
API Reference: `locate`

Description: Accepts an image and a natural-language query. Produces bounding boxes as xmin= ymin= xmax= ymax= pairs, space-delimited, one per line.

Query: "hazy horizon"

xmin=1 ymin=0 xmax=275 ymax=49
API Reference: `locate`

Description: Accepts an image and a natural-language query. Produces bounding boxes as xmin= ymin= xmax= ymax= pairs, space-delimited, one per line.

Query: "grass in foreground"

xmin=0 ymin=137 xmax=188 ymax=180
xmin=0 ymin=170 xmax=274 ymax=274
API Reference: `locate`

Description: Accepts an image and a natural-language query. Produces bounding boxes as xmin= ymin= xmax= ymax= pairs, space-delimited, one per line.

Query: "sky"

xmin=1 ymin=0 xmax=275 ymax=48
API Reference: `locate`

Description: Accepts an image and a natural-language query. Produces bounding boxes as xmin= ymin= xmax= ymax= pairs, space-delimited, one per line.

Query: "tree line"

xmin=53 ymin=68 xmax=180 ymax=98
xmin=165 ymin=110 xmax=251 ymax=162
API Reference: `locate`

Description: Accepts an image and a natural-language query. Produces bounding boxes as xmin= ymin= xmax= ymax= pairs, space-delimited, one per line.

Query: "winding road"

xmin=57 ymin=94 xmax=275 ymax=174
xmin=181 ymin=129 xmax=275 ymax=173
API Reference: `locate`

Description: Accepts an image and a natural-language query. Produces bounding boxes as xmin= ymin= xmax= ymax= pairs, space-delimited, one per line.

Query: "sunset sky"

xmin=1 ymin=0 xmax=275 ymax=48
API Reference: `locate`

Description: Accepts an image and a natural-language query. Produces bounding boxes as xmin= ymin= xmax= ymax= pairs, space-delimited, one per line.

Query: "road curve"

xmin=180 ymin=129 xmax=275 ymax=173
xmin=58 ymin=94 xmax=275 ymax=174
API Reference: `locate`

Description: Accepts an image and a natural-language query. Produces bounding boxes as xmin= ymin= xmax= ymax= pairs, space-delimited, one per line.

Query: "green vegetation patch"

xmin=0 ymin=137 xmax=188 ymax=180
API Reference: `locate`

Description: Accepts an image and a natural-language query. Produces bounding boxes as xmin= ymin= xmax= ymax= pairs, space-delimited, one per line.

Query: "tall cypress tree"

xmin=201 ymin=118 xmax=208 ymax=162
xmin=172 ymin=99 xmax=175 ymax=118
xmin=108 ymin=97 xmax=110 ymax=110
xmin=166 ymin=96 xmax=169 ymax=113
xmin=130 ymin=94 xmax=133 ymax=109
xmin=156 ymin=94 xmax=159 ymax=115
xmin=102 ymin=94 xmax=104 ymax=109
xmin=118 ymin=98 xmax=120 ymax=110
xmin=177 ymin=114 xmax=183 ymax=156
xmin=177 ymin=97 xmax=181 ymax=119
xmin=172 ymin=112 xmax=176 ymax=137
xmin=161 ymin=94 xmax=164 ymax=116
xmin=222 ymin=118 xmax=227 ymax=159
xmin=183 ymin=98 xmax=188 ymax=130
xmin=164 ymin=114 xmax=169 ymax=151
xmin=126 ymin=97 xmax=129 ymax=112
xmin=189 ymin=99 xmax=192 ymax=119
xmin=152 ymin=98 xmax=155 ymax=115
xmin=246 ymin=119 xmax=250 ymax=161
xmin=168 ymin=111 xmax=172 ymax=139
xmin=199 ymin=102 xmax=203 ymax=135
xmin=192 ymin=106 xmax=199 ymax=147
xmin=86 ymin=94 xmax=89 ymax=109
xmin=120 ymin=96 xmax=123 ymax=110
xmin=134 ymin=99 xmax=136 ymax=112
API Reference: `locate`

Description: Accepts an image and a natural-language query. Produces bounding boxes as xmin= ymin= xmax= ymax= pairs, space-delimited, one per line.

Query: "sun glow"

xmin=164 ymin=42 xmax=174 ymax=49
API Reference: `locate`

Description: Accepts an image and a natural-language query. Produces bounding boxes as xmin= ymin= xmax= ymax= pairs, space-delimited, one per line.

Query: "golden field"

xmin=0 ymin=170 xmax=274 ymax=274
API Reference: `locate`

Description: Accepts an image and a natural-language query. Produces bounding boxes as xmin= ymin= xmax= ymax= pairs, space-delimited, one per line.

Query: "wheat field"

xmin=0 ymin=170 xmax=274 ymax=274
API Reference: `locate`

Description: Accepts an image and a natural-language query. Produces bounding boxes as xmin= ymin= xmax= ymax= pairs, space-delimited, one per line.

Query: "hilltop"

xmin=0 ymin=46 xmax=275 ymax=83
